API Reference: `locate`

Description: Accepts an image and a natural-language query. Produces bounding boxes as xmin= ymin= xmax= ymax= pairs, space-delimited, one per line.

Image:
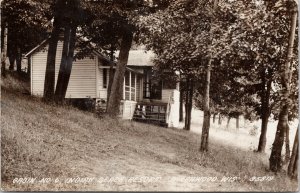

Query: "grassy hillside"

xmin=1 ymin=73 xmax=298 ymax=191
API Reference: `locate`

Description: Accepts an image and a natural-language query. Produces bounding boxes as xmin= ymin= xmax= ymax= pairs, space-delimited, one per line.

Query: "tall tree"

xmin=107 ymin=28 xmax=134 ymax=116
xmin=269 ymin=0 xmax=297 ymax=172
xmin=257 ymin=68 xmax=273 ymax=152
xmin=107 ymin=46 xmax=116 ymax=107
xmin=76 ymin=1 xmax=123 ymax=107
xmin=43 ymin=0 xmax=66 ymax=101
xmin=200 ymin=0 xmax=218 ymax=152
xmin=54 ymin=0 xmax=82 ymax=102
xmin=54 ymin=25 xmax=77 ymax=102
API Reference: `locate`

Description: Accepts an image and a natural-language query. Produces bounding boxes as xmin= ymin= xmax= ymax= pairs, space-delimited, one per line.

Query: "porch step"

xmin=132 ymin=102 xmax=168 ymax=127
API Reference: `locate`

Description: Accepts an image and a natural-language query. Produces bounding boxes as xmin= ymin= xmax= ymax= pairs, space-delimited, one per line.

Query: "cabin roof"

xmin=115 ymin=50 xmax=155 ymax=67
xmin=25 ymin=38 xmax=156 ymax=69
xmin=24 ymin=39 xmax=48 ymax=57
xmin=24 ymin=37 xmax=112 ymax=64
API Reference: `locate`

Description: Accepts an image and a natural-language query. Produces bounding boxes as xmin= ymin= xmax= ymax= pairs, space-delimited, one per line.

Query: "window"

xmin=162 ymin=81 xmax=177 ymax=89
xmin=151 ymin=80 xmax=162 ymax=100
xmin=143 ymin=69 xmax=162 ymax=100
xmin=103 ymin=69 xmax=107 ymax=89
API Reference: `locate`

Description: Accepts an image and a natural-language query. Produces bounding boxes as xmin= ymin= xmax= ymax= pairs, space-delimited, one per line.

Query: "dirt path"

xmin=72 ymin=149 xmax=252 ymax=191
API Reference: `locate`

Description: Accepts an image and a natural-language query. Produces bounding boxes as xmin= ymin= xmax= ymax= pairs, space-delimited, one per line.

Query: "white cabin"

xmin=26 ymin=40 xmax=180 ymax=127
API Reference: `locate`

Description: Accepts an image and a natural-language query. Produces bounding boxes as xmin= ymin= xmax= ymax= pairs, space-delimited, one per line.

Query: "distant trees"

xmin=215 ymin=0 xmax=298 ymax=157
xmin=1 ymin=0 xmax=50 ymax=76
xmin=139 ymin=0 xmax=298 ymax=160
xmin=227 ymin=0 xmax=298 ymax=171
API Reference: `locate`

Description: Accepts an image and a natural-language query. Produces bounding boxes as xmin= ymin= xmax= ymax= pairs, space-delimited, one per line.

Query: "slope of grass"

xmin=1 ymin=74 xmax=298 ymax=191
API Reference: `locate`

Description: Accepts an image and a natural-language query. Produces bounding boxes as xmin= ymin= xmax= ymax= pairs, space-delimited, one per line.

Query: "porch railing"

xmin=132 ymin=102 xmax=168 ymax=127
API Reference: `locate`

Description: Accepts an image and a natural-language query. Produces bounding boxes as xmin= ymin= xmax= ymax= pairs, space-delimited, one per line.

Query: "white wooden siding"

xmin=31 ymin=41 xmax=97 ymax=98
xmin=161 ymin=89 xmax=173 ymax=103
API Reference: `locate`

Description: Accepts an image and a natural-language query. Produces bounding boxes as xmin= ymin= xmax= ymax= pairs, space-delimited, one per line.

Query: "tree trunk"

xmin=200 ymin=61 xmax=211 ymax=151
xmin=54 ymin=25 xmax=77 ymax=102
xmin=213 ymin=114 xmax=216 ymax=123
xmin=184 ymin=79 xmax=193 ymax=130
xmin=54 ymin=26 xmax=70 ymax=101
xmin=270 ymin=106 xmax=288 ymax=172
xmin=8 ymin=55 xmax=15 ymax=70
xmin=8 ymin=43 xmax=16 ymax=70
xmin=288 ymin=126 xmax=298 ymax=179
xmin=43 ymin=18 xmax=61 ymax=101
xmin=187 ymin=80 xmax=193 ymax=130
xmin=1 ymin=23 xmax=8 ymax=77
xmin=200 ymin=0 xmax=218 ymax=152
xmin=269 ymin=3 xmax=297 ymax=172
xmin=107 ymin=29 xmax=133 ymax=116
xmin=218 ymin=114 xmax=222 ymax=125
xmin=184 ymin=79 xmax=189 ymax=130
xmin=16 ymin=46 xmax=22 ymax=73
xmin=106 ymin=45 xmax=115 ymax=107
xmin=179 ymin=81 xmax=184 ymax=122
xmin=257 ymin=72 xmax=272 ymax=153
xmin=226 ymin=116 xmax=231 ymax=128
xmin=257 ymin=113 xmax=269 ymax=152
xmin=236 ymin=115 xmax=239 ymax=129
xmin=285 ymin=124 xmax=291 ymax=163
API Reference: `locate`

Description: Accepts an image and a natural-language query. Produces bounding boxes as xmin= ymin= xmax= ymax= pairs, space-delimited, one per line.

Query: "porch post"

xmin=123 ymin=76 xmax=125 ymax=100
xmin=129 ymin=71 xmax=132 ymax=101
xmin=134 ymin=74 xmax=137 ymax=101
xmin=140 ymin=76 xmax=143 ymax=100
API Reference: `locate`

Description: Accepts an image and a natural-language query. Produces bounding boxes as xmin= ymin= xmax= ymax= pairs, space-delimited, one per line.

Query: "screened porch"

xmin=123 ymin=70 xmax=143 ymax=102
